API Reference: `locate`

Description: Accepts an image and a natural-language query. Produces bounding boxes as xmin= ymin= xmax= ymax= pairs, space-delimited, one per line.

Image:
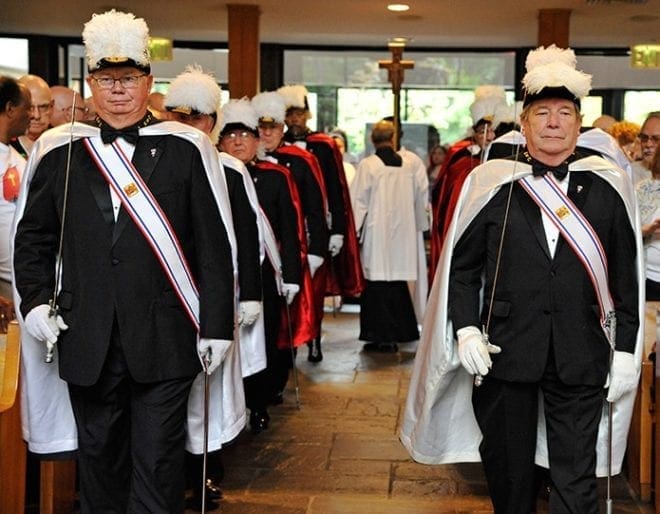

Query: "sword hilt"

xmin=44 ymin=300 xmax=59 ymax=363
xmin=474 ymin=326 xmax=490 ymax=387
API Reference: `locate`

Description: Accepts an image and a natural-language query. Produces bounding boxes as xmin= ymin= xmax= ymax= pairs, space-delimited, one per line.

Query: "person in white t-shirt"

xmin=0 ymin=76 xmax=31 ymax=300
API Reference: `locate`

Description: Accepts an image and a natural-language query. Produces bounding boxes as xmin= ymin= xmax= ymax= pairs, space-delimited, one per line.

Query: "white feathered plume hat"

xmin=252 ymin=91 xmax=286 ymax=125
xmin=522 ymin=45 xmax=592 ymax=108
xmin=83 ymin=9 xmax=151 ymax=72
xmin=277 ymin=84 xmax=310 ymax=113
xmin=469 ymin=85 xmax=507 ymax=129
xmin=220 ymin=97 xmax=259 ymax=137
xmin=165 ymin=65 xmax=223 ymax=142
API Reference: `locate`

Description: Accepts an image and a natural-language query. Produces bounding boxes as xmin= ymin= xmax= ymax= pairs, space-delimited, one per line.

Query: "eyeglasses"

xmin=60 ymin=106 xmax=88 ymax=115
xmin=222 ymin=130 xmax=255 ymax=142
xmin=30 ymin=102 xmax=52 ymax=114
xmin=91 ymin=74 xmax=147 ymax=90
xmin=639 ymin=133 xmax=660 ymax=144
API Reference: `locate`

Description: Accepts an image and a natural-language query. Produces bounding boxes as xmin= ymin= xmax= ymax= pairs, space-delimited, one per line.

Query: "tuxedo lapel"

xmin=112 ymin=136 xmax=166 ymax=244
xmin=83 ymin=149 xmax=115 ymax=226
xmin=513 ymin=183 xmax=551 ymax=260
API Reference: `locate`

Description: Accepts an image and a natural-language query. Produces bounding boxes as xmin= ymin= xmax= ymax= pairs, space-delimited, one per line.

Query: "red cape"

xmin=254 ymin=161 xmax=318 ymax=348
xmin=428 ymin=140 xmax=482 ymax=283
xmin=306 ymin=132 xmax=364 ymax=298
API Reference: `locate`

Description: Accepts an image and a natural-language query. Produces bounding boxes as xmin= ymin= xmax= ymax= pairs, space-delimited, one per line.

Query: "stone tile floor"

xmin=197 ymin=306 xmax=655 ymax=514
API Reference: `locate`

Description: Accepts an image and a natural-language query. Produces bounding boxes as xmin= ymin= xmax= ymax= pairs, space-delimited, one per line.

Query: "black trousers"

xmin=68 ymin=326 xmax=195 ymax=513
xmin=359 ymin=280 xmax=419 ymax=343
xmin=244 ymin=262 xmax=283 ymax=410
xmin=472 ymin=352 xmax=605 ymax=514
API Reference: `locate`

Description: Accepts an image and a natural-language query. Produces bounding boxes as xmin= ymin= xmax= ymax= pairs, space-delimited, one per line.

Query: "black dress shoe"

xmin=362 ymin=342 xmax=399 ymax=353
xmin=186 ymin=492 xmax=219 ymax=512
xmin=307 ymin=339 xmax=323 ymax=362
xmin=250 ymin=409 xmax=270 ymax=434
xmin=205 ymin=478 xmax=223 ymax=500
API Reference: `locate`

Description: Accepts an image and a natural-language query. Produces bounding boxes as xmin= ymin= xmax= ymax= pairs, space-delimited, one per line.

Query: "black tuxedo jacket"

xmin=14 ymin=134 xmax=235 ymax=386
xmin=270 ymin=148 xmax=328 ymax=257
xmin=224 ymin=165 xmax=261 ymax=301
xmin=284 ymin=131 xmax=346 ymax=236
xmin=247 ymin=162 xmax=302 ymax=286
xmin=449 ymin=170 xmax=638 ymax=386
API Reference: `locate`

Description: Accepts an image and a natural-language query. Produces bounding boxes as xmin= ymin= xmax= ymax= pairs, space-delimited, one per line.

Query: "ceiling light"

xmin=387 ymin=4 xmax=410 ymax=12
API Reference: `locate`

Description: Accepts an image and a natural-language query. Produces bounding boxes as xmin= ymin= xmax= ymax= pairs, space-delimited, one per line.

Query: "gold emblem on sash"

xmin=555 ymin=206 xmax=570 ymax=220
xmin=124 ymin=183 xmax=139 ymax=197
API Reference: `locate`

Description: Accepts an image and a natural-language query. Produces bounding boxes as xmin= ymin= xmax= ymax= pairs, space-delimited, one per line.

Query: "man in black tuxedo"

xmin=449 ymin=46 xmax=640 ymax=513
xmin=13 ymin=10 xmax=235 ymax=513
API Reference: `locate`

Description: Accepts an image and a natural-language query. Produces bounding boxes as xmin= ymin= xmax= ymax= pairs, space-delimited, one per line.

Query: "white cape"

xmin=11 ymin=121 xmax=246 ymax=454
xmin=399 ymin=155 xmax=645 ymax=477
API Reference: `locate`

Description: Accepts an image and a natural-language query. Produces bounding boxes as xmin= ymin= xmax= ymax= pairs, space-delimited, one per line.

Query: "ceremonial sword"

xmin=46 ymin=91 xmax=77 ymax=363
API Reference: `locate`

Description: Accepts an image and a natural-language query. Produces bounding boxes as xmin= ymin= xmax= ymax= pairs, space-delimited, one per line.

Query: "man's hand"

xmin=606 ymin=351 xmax=637 ymax=402
xmin=0 ymin=296 xmax=15 ymax=333
xmin=456 ymin=326 xmax=501 ymax=376
xmin=328 ymin=234 xmax=344 ymax=257
xmin=281 ymin=283 xmax=300 ymax=305
xmin=237 ymin=301 xmax=261 ymax=327
xmin=197 ymin=338 xmax=232 ymax=375
xmin=24 ymin=304 xmax=68 ymax=344
xmin=307 ymin=254 xmax=324 ymax=277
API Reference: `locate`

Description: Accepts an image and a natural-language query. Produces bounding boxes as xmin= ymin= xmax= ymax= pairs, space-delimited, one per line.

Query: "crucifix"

xmin=378 ymin=41 xmax=415 ymax=150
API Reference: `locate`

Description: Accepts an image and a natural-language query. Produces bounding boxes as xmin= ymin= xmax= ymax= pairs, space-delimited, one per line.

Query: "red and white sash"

xmin=519 ymin=173 xmax=616 ymax=346
xmin=84 ymin=137 xmax=200 ymax=331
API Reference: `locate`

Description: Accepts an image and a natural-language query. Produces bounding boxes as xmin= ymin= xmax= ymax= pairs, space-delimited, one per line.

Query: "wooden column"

xmin=537 ymin=9 xmax=571 ymax=48
xmin=40 ymin=461 xmax=77 ymax=514
xmin=227 ymin=4 xmax=260 ymax=98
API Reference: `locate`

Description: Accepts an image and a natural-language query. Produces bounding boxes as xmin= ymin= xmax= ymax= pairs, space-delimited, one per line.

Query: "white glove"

xmin=456 ymin=326 xmax=501 ymax=376
xmin=307 ymin=254 xmax=324 ymax=277
xmin=328 ymin=234 xmax=344 ymax=257
xmin=238 ymin=300 xmax=261 ymax=327
xmin=25 ymin=304 xmax=69 ymax=344
xmin=606 ymin=351 xmax=637 ymax=402
xmin=281 ymin=283 xmax=300 ymax=305
xmin=197 ymin=338 xmax=232 ymax=375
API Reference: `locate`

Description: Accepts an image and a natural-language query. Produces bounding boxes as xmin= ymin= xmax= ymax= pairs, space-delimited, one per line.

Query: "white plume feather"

xmin=252 ymin=91 xmax=286 ymax=123
xmin=522 ymin=61 xmax=591 ymax=98
xmin=221 ymin=97 xmax=259 ymax=132
xmin=525 ymin=44 xmax=577 ymax=71
xmin=470 ymin=85 xmax=508 ymax=125
xmin=165 ymin=64 xmax=222 ymax=116
xmin=83 ymin=10 xmax=150 ymax=70
xmin=277 ymin=84 xmax=308 ymax=109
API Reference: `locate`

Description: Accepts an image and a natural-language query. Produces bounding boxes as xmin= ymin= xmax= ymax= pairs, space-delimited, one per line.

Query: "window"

xmin=0 ymin=38 xmax=28 ymax=78
xmin=286 ymin=50 xmax=515 ymax=161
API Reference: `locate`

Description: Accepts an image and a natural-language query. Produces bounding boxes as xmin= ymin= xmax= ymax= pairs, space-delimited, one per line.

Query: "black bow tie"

xmin=531 ymin=160 xmax=569 ymax=181
xmin=100 ymin=125 xmax=140 ymax=145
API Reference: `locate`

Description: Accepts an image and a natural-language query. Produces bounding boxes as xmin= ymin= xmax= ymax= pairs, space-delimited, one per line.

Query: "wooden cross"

xmin=378 ymin=42 xmax=414 ymax=149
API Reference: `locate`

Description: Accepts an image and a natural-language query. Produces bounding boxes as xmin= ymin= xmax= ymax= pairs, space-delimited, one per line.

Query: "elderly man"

xmin=12 ymin=10 xmax=236 ymax=512
xmin=164 ymin=64 xmax=263 ymax=510
xmin=49 ymin=85 xmax=87 ymax=126
xmin=219 ymin=97 xmax=305 ymax=434
xmin=253 ymin=90 xmax=328 ymax=367
xmin=401 ymin=45 xmax=642 ymax=514
xmin=350 ymin=120 xmax=428 ymax=352
xmin=278 ymin=84 xmax=362 ymax=361
xmin=12 ymin=74 xmax=52 ymax=157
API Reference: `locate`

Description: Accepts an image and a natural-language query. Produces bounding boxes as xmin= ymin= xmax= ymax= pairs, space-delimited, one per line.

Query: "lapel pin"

xmin=577 ymin=185 xmax=583 ymax=193
xmin=150 ymin=148 xmax=157 ymax=158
